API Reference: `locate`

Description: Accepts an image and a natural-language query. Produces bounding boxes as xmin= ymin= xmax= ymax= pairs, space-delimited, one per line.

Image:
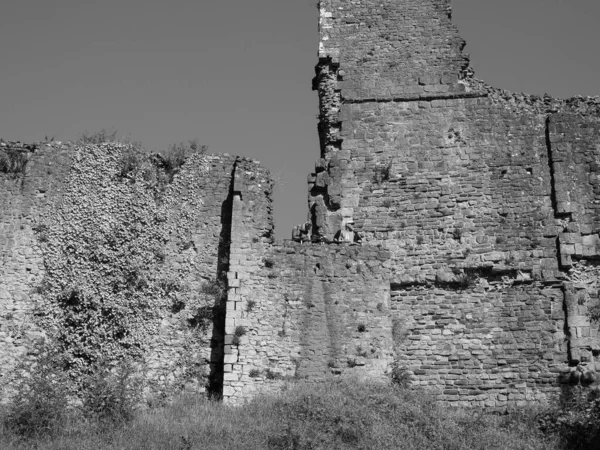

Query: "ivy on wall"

xmin=32 ymin=142 xmax=219 ymax=387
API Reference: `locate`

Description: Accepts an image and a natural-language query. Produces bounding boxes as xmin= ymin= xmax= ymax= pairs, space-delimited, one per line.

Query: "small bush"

xmin=79 ymin=128 xmax=118 ymax=144
xmin=0 ymin=148 xmax=28 ymax=175
xmin=539 ymin=391 xmax=600 ymax=449
xmin=390 ymin=362 xmax=411 ymax=387
xmin=456 ymin=269 xmax=478 ymax=289
xmin=246 ymin=300 xmax=257 ymax=313
xmin=234 ymin=326 xmax=247 ymax=337
xmin=118 ymin=147 xmax=145 ymax=179
xmin=161 ymin=140 xmax=207 ymax=181
xmin=263 ymin=257 xmax=275 ymax=269
xmin=416 ymin=235 xmax=424 ymax=245
xmin=381 ymin=198 xmax=394 ymax=208
xmin=357 ymin=323 xmax=367 ymax=333
xmin=452 ymin=228 xmax=463 ymax=241
xmin=249 ymin=369 xmax=261 ymax=378
xmin=372 ymin=163 xmax=391 ymax=184
xmin=231 ymin=335 xmax=241 ymax=346
xmin=2 ymin=344 xmax=70 ymax=438
xmin=265 ymin=369 xmax=283 ymax=380
xmin=81 ymin=359 xmax=144 ymax=425
xmin=589 ymin=304 xmax=600 ymax=323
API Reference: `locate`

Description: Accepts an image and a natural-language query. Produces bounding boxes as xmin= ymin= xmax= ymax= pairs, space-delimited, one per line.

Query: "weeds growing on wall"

xmin=0 ymin=147 xmax=28 ymax=176
xmin=372 ymin=162 xmax=391 ymax=185
xmin=152 ymin=140 xmax=208 ymax=185
xmin=78 ymin=128 xmax=119 ymax=144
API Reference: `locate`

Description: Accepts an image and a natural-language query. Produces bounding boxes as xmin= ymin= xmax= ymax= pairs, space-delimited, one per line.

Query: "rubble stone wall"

xmin=0 ymin=142 xmax=244 ymax=398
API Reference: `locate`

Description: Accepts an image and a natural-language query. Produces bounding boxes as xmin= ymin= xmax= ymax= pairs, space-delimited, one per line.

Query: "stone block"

xmin=224 ymin=354 xmax=238 ymax=364
xmin=222 ymin=386 xmax=235 ymax=397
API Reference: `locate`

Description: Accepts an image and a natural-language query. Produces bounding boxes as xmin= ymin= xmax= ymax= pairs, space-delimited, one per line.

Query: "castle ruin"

xmin=2 ymin=0 xmax=600 ymax=409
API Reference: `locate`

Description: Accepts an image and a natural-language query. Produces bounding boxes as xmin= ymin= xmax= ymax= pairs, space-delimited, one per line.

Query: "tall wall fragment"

xmin=303 ymin=0 xmax=600 ymax=408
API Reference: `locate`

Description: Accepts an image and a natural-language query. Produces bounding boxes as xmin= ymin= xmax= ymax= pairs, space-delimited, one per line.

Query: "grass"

xmin=0 ymin=378 xmax=568 ymax=450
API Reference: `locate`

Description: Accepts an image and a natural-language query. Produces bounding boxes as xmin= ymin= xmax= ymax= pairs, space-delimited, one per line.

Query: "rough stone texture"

xmin=2 ymin=0 xmax=600 ymax=409
xmin=222 ymin=0 xmax=600 ymax=406
xmin=0 ymin=142 xmax=72 ymax=383
xmin=0 ymin=141 xmax=241 ymax=398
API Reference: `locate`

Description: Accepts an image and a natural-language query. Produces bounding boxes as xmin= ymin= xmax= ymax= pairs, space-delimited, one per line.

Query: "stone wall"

xmin=0 ymin=141 xmax=247 ymax=398
xmin=300 ymin=0 xmax=600 ymax=408
xmin=219 ymin=0 xmax=600 ymax=408
xmin=0 ymin=142 xmax=73 ymax=384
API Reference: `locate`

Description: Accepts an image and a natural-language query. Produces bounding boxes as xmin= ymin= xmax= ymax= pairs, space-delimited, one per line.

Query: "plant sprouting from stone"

xmin=78 ymin=128 xmax=119 ymax=144
xmin=263 ymin=257 xmax=275 ymax=269
xmin=246 ymin=300 xmax=257 ymax=313
xmin=372 ymin=161 xmax=392 ymax=185
xmin=452 ymin=228 xmax=463 ymax=241
xmin=0 ymin=147 xmax=28 ymax=176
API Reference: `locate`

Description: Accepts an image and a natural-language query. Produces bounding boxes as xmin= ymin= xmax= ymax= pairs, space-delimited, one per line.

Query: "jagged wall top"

xmin=318 ymin=0 xmax=470 ymax=100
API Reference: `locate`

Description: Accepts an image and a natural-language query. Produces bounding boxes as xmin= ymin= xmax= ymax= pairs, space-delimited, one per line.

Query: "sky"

xmin=1 ymin=0 xmax=599 ymax=239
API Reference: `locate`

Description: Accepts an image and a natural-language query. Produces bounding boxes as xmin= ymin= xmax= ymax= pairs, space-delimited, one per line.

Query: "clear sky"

xmin=1 ymin=1 xmax=598 ymax=238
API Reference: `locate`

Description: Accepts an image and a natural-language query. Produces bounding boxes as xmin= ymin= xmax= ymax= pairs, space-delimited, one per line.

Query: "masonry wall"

xmin=0 ymin=142 xmax=72 ymax=383
xmin=0 ymin=142 xmax=241 ymax=398
xmin=301 ymin=0 xmax=600 ymax=408
xmin=224 ymin=238 xmax=394 ymax=402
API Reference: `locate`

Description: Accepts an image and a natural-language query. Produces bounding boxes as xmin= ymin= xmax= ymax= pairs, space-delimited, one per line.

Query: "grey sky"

xmin=1 ymin=1 xmax=598 ymax=238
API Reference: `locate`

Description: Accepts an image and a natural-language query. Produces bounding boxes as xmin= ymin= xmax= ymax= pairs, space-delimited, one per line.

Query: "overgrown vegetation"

xmin=454 ymin=268 xmax=478 ymax=289
xmin=78 ymin=130 xmax=207 ymax=191
xmin=538 ymin=390 xmax=600 ymax=449
xmin=3 ymin=378 xmax=588 ymax=450
xmin=372 ymin=162 xmax=391 ymax=185
xmin=1 ymin=342 xmax=143 ymax=440
xmin=0 ymin=147 xmax=29 ymax=176
xmin=78 ymin=128 xmax=119 ymax=144
xmin=27 ymin=140 xmax=215 ymax=402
